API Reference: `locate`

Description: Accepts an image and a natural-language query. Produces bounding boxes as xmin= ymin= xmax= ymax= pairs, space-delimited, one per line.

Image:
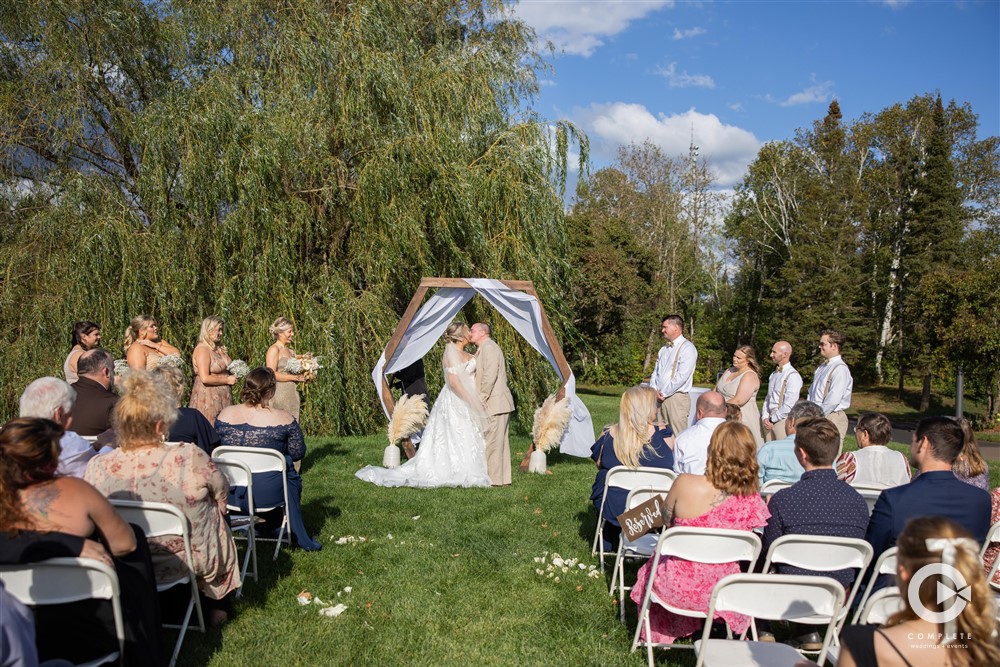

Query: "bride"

xmin=356 ymin=322 xmax=492 ymax=488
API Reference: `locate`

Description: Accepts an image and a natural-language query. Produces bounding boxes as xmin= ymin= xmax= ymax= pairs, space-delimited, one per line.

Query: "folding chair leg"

xmin=272 ymin=515 xmax=290 ymax=559
xmin=592 ymin=518 xmax=604 ymax=557
xmin=168 ymin=597 xmax=195 ymax=667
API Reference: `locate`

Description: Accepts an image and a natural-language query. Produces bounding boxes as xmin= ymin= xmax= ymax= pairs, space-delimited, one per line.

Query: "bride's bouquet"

xmin=227 ymin=359 xmax=251 ymax=379
xmin=285 ymin=353 xmax=322 ymax=380
xmin=154 ymin=353 xmax=184 ymax=370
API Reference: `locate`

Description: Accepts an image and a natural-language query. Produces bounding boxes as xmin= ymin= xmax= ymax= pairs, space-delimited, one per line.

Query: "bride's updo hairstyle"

xmin=123 ymin=315 xmax=156 ymax=351
xmin=241 ymin=367 xmax=277 ymax=408
xmin=269 ymin=317 xmax=294 ymax=339
xmin=113 ymin=370 xmax=178 ymax=448
xmin=442 ymin=322 xmax=469 ymax=344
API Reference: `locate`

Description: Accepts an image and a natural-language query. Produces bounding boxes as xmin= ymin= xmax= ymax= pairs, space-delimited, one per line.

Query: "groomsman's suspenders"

xmin=821 ymin=363 xmax=845 ymax=402
xmin=670 ymin=341 xmax=689 ymax=382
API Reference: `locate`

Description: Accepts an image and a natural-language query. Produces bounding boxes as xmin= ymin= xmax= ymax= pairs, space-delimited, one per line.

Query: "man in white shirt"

xmin=673 ymin=391 xmax=727 ymax=474
xmin=807 ymin=330 xmax=853 ymax=450
xmin=19 ymin=376 xmax=109 ymax=478
xmin=761 ymin=341 xmax=803 ymax=442
xmin=649 ymin=314 xmax=698 ymax=435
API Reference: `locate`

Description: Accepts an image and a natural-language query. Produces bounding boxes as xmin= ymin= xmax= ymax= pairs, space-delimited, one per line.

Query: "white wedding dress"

xmin=356 ymin=349 xmax=491 ymax=488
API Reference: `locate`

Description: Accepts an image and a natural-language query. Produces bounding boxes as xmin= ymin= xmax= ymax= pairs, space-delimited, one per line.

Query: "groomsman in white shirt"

xmin=807 ymin=330 xmax=853 ymax=449
xmin=761 ymin=341 xmax=803 ymax=442
xmin=649 ymin=314 xmax=698 ymax=435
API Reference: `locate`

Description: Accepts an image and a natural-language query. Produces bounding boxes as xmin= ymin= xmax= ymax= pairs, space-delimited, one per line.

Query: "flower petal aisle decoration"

xmin=528 ymin=394 xmax=572 ymax=474
xmin=384 ymin=393 xmax=429 ymax=467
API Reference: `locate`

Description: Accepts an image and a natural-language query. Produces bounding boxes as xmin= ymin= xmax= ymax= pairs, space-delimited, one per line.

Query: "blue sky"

xmin=511 ymin=0 xmax=1000 ymax=189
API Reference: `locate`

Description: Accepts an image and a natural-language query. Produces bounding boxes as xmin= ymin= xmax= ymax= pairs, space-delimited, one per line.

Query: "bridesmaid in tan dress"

xmin=190 ymin=315 xmax=236 ymax=423
xmin=265 ymin=317 xmax=307 ymax=420
xmin=124 ymin=314 xmax=181 ymax=371
xmin=64 ymin=320 xmax=101 ymax=383
xmin=715 ymin=345 xmax=764 ymax=449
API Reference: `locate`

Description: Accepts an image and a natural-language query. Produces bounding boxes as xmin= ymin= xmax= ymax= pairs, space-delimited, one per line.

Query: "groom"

xmin=469 ymin=323 xmax=514 ymax=486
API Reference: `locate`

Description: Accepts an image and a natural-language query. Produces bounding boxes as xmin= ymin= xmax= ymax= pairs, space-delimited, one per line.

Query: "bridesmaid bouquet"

xmin=285 ymin=353 xmax=322 ymax=380
xmin=113 ymin=359 xmax=131 ymax=379
xmin=227 ymin=359 xmax=251 ymax=379
xmin=154 ymin=354 xmax=184 ymax=369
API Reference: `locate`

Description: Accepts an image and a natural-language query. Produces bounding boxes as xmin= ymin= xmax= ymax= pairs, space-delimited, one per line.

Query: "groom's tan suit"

xmin=475 ymin=337 xmax=515 ymax=485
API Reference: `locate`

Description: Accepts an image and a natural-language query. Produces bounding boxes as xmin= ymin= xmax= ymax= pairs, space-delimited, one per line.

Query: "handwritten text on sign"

xmin=616 ymin=495 xmax=667 ymax=543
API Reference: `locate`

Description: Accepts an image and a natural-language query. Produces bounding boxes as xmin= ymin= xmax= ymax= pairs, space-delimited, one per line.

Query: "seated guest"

xmin=0 ymin=417 xmax=163 ymax=666
xmin=758 ymin=416 xmax=870 ymax=650
xmin=590 ymin=385 xmax=674 ymax=551
xmin=757 ymin=400 xmax=823 ymax=486
xmin=953 ymin=417 xmax=989 ymax=491
xmin=866 ymin=416 xmax=991 ymax=564
xmin=85 ymin=371 xmax=241 ymax=626
xmin=19 ymin=377 xmax=110 ymax=478
xmin=982 ymin=487 xmax=1000 ymax=585
xmin=630 ymin=422 xmax=769 ymax=645
xmin=68 ymin=349 xmax=118 ymax=437
xmin=836 ymin=412 xmax=910 ymax=487
xmin=154 ymin=365 xmax=221 ymax=454
xmin=215 ymin=368 xmax=322 ymax=551
xmin=841 ymin=517 xmax=1000 ymax=667
xmin=672 ymin=391 xmax=727 ymax=475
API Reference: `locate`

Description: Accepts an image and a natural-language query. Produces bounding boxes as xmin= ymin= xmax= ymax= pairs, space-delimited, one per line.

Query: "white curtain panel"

xmin=372 ymin=279 xmax=595 ymax=457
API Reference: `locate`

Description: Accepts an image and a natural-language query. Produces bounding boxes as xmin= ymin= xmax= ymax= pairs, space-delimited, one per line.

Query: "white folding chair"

xmin=760 ymin=534 xmax=873 ymax=642
xmin=111 ymin=499 xmax=204 ymax=667
xmin=212 ymin=457 xmax=258 ymax=594
xmin=854 ymin=488 xmax=884 ymax=516
xmin=213 ymin=446 xmax=292 ymax=559
xmin=759 ymin=479 xmax=793 ymax=498
xmin=693 ymin=573 xmax=845 ymax=667
xmin=0 ymin=557 xmax=124 ymax=667
xmin=856 ymin=585 xmax=904 ymax=625
xmin=631 ymin=527 xmax=762 ymax=667
xmin=849 ymin=481 xmax=893 ymax=492
xmin=851 ymin=546 xmax=898 ymax=625
xmin=610 ymin=483 xmax=674 ymax=624
xmin=591 ymin=466 xmax=676 ymax=569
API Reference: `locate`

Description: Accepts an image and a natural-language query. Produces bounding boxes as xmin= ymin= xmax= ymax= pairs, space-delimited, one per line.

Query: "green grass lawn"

xmin=180 ymin=387 xmax=997 ymax=666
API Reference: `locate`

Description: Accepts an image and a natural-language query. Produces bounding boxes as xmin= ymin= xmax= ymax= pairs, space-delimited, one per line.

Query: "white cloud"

xmin=574 ymin=102 xmax=763 ymax=186
xmin=672 ymin=26 xmax=706 ymax=40
xmin=880 ymin=0 xmax=911 ymax=8
xmin=512 ymin=0 xmax=674 ymax=57
xmin=767 ymin=77 xmax=835 ymax=107
xmin=728 ymin=102 xmax=745 ymax=112
xmin=655 ymin=62 xmax=715 ymax=88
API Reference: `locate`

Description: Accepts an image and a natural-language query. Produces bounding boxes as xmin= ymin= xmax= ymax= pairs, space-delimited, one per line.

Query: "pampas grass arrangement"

xmin=388 ymin=394 xmax=429 ymax=444
xmin=528 ymin=394 xmax=572 ymax=474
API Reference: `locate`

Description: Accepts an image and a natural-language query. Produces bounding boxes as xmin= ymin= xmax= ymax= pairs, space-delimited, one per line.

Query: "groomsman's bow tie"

xmin=664 ymin=341 xmax=673 ymax=348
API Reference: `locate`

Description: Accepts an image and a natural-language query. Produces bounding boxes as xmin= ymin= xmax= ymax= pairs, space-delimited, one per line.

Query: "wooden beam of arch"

xmin=379 ymin=278 xmax=573 ymax=418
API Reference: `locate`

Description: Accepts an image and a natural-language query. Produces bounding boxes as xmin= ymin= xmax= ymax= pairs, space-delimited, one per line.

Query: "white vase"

xmin=383 ymin=444 xmax=401 ymax=468
xmin=527 ymin=450 xmax=547 ymax=474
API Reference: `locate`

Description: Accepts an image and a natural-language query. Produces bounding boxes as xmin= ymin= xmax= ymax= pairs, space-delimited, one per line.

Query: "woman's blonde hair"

xmin=112 ymin=370 xmax=178 ymax=448
xmin=123 ymin=315 xmax=156 ymax=351
xmin=889 ymin=516 xmax=1000 ymax=665
xmin=954 ymin=417 xmax=988 ymax=479
xmin=198 ymin=315 xmax=225 ymax=350
xmin=443 ymin=322 xmax=469 ymax=344
xmin=735 ymin=344 xmax=761 ymax=377
xmin=152 ymin=365 xmax=187 ymax=406
xmin=705 ymin=421 xmax=759 ymax=496
xmin=612 ymin=386 xmax=660 ymax=468
xmin=269 ymin=317 xmax=294 ymax=339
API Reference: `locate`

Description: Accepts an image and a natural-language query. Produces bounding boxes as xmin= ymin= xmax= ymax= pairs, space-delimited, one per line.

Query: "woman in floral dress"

xmin=86 ymin=370 xmax=240 ymax=625
xmin=190 ymin=315 xmax=235 ymax=424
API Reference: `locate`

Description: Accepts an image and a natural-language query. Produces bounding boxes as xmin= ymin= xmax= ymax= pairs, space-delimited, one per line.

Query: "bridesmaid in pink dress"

xmin=631 ymin=421 xmax=770 ymax=644
xmin=190 ymin=316 xmax=235 ymax=424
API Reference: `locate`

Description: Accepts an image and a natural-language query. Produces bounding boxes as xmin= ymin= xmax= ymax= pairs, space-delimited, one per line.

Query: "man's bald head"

xmin=769 ymin=341 xmax=793 ymax=367
xmin=696 ymin=391 xmax=727 ymax=419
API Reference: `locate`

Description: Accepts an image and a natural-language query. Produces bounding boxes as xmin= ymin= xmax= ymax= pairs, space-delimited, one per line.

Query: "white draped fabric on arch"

xmin=371 ymin=278 xmax=595 ymax=457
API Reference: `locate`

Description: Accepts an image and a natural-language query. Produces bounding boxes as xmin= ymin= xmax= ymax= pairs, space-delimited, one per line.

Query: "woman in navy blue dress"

xmin=591 ymin=385 xmax=675 ymax=550
xmin=215 ymin=368 xmax=321 ymax=551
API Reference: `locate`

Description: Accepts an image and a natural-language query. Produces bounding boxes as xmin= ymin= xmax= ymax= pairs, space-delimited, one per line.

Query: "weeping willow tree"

xmin=0 ymin=0 xmax=586 ymax=433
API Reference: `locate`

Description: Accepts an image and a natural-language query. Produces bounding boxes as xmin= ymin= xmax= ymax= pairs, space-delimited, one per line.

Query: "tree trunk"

xmin=643 ymin=326 xmax=659 ymax=374
xmin=920 ymin=372 xmax=932 ymax=412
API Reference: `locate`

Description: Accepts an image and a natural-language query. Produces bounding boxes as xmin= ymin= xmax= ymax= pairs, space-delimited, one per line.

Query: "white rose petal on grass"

xmin=552 ymin=557 xmax=564 ymax=567
xmin=343 ymin=586 xmax=352 ymax=594
xmin=387 ymin=533 xmax=393 ymax=540
xmin=554 ymin=577 xmax=560 ymax=583
xmin=319 ymin=604 xmax=348 ymax=618
xmin=412 ymin=515 xmax=420 ymax=520
xmin=535 ymin=569 xmax=544 ymax=575
xmin=578 ymin=564 xmax=587 ymax=570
